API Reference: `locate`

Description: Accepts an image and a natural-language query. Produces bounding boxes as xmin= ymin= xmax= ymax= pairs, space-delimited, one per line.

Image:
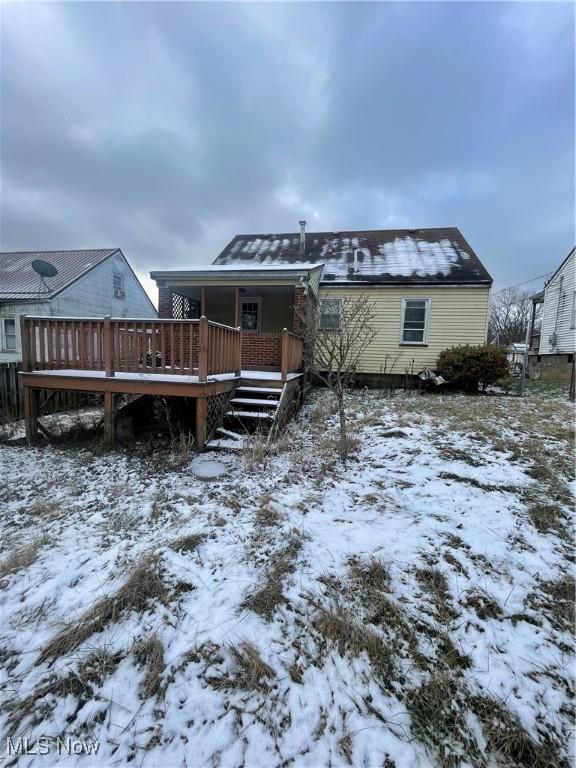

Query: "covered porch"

xmin=151 ymin=263 xmax=321 ymax=371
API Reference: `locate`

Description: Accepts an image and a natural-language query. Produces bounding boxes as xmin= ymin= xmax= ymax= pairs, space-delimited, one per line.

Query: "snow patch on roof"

xmin=378 ymin=237 xmax=470 ymax=278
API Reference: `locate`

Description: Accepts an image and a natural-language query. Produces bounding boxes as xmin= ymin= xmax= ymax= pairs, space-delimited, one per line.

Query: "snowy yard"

xmin=0 ymin=388 xmax=574 ymax=767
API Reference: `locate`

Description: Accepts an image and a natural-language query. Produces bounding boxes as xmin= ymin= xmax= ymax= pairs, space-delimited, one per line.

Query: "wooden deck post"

xmin=195 ymin=396 xmax=207 ymax=450
xmin=23 ymin=385 xmax=39 ymax=444
xmin=104 ymin=315 xmax=115 ymax=377
xmin=103 ymin=391 xmax=116 ymax=447
xmin=198 ymin=316 xmax=208 ymax=383
xmin=20 ymin=316 xmax=31 ymax=372
xmin=236 ymin=328 xmax=242 ymax=376
xmin=201 ymin=287 xmax=206 ymax=317
xmin=281 ymin=328 xmax=288 ymax=382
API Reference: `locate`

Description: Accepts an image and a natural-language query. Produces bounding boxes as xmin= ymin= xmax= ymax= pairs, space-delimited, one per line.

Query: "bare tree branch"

xmin=296 ymin=294 xmax=377 ymax=460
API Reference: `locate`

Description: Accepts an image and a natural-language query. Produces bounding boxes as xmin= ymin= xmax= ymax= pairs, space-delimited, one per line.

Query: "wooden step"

xmin=230 ymin=398 xmax=279 ymax=407
xmin=236 ymin=386 xmax=282 ymax=395
xmin=226 ymin=410 xmax=274 ymax=420
xmin=216 ymin=426 xmax=245 ymax=441
xmin=206 ymin=437 xmax=246 ymax=452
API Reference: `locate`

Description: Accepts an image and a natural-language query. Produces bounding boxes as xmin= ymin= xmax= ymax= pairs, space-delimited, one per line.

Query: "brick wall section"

xmin=241 ymin=332 xmax=282 ymax=369
xmin=158 ymin=284 xmax=173 ymax=318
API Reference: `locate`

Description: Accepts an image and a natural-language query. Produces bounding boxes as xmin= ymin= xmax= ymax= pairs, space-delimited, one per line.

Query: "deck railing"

xmin=281 ymin=329 xmax=304 ymax=381
xmin=20 ymin=316 xmax=242 ymax=383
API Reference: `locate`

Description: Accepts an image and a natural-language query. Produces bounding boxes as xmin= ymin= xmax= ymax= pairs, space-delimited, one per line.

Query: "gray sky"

xmin=1 ymin=1 xmax=573 ymax=301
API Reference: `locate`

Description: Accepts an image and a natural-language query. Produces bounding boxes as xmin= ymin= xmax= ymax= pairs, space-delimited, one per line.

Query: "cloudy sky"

xmin=1 ymin=1 xmax=573 ymax=301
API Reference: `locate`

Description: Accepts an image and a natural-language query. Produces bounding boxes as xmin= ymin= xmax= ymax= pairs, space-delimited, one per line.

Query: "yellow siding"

xmin=322 ymin=286 xmax=490 ymax=373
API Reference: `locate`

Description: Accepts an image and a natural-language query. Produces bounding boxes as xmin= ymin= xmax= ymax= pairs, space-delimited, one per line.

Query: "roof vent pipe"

xmin=299 ymin=220 xmax=306 ymax=256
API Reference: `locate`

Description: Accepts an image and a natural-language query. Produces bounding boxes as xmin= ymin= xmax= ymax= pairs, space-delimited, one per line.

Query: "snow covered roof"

xmin=213 ymin=227 xmax=492 ymax=285
xmin=0 ymin=248 xmax=121 ymax=301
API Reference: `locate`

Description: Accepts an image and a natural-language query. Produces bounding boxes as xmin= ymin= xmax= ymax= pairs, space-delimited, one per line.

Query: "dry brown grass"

xmin=315 ymin=607 xmax=393 ymax=686
xmin=416 ymin=567 xmax=457 ymax=622
xmin=526 ymin=576 xmax=575 ymax=633
xmin=242 ymin=533 xmax=303 ymax=620
xmin=0 ymin=535 xmax=50 ymax=579
xmin=348 ymin=556 xmax=390 ymax=592
xmin=40 ymin=557 xmax=166 ymax=662
xmin=170 ymin=532 xmax=205 ymax=553
xmin=405 ymin=674 xmax=482 ymax=767
xmin=471 ymin=694 xmax=567 ymax=768
xmin=134 ymin=634 xmax=165 ymax=699
xmin=462 ymin=589 xmax=503 ymax=620
xmin=4 ymin=647 xmax=121 ymax=734
xmin=209 ymin=641 xmax=276 ymax=692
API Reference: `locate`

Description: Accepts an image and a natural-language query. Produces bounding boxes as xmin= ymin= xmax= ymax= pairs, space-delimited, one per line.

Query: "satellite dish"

xmin=32 ymin=259 xmax=58 ymax=279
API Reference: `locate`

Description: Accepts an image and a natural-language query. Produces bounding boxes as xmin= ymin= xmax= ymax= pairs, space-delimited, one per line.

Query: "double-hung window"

xmin=319 ymin=298 xmax=342 ymax=330
xmin=401 ymin=298 xmax=430 ymax=344
xmin=241 ymin=299 xmax=261 ymax=331
xmin=2 ymin=318 xmax=17 ymax=352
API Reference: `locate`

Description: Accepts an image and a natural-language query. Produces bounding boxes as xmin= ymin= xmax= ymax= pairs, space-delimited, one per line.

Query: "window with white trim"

xmin=571 ymin=291 xmax=576 ymax=330
xmin=241 ymin=298 xmax=261 ymax=331
xmin=1 ymin=317 xmax=17 ymax=351
xmin=401 ymin=298 xmax=430 ymax=344
xmin=319 ymin=298 xmax=342 ymax=329
xmin=113 ymin=273 xmax=125 ymax=298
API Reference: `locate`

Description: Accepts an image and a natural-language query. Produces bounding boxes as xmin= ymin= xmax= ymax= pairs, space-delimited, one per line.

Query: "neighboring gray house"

xmin=0 ymin=248 xmax=157 ymax=363
xmin=528 ymin=247 xmax=575 ymax=382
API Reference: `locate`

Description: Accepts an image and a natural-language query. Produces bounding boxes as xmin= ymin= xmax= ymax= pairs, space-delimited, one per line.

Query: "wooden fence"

xmin=20 ymin=316 xmax=242 ymax=383
xmin=0 ymin=362 xmax=98 ymax=420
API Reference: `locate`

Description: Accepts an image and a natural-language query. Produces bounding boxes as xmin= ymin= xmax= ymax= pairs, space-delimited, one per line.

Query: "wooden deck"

xmin=19 ymin=316 xmax=304 ymax=449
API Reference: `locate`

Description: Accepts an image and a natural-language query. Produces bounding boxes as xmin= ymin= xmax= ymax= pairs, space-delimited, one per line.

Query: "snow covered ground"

xmin=0 ymin=388 xmax=573 ymax=767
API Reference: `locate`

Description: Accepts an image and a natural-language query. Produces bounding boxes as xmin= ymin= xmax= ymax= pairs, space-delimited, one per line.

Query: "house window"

xmin=2 ymin=318 xmax=17 ymax=351
xmin=113 ymin=273 xmax=125 ymax=299
xmin=319 ymin=298 xmax=342 ymax=329
xmin=571 ymin=291 xmax=576 ymax=330
xmin=401 ymin=298 xmax=430 ymax=344
xmin=241 ymin=299 xmax=261 ymax=331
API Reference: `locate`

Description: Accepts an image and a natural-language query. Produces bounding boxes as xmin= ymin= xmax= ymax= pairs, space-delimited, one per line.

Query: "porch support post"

xmin=103 ymin=391 xmax=116 ymax=447
xmin=201 ymin=287 xmax=206 ymax=317
xmin=24 ymin=385 xmax=39 ymax=445
xmin=234 ymin=287 xmax=240 ymax=327
xmin=281 ymin=328 xmax=288 ymax=383
xmin=195 ymin=396 xmax=207 ymax=451
xmin=198 ymin=316 xmax=208 ymax=383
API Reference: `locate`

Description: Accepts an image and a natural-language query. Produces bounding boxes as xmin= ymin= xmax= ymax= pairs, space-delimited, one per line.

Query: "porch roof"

xmin=150 ymin=263 xmax=323 ymax=287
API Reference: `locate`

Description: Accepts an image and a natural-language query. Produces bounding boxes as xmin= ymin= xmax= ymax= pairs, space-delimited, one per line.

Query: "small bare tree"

xmin=297 ymin=294 xmax=376 ymax=460
xmin=488 ymin=288 xmax=533 ymax=347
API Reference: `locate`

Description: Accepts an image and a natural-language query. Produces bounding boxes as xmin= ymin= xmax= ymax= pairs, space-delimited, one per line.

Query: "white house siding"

xmin=0 ymin=253 xmax=155 ymax=362
xmin=539 ymin=250 xmax=576 ymax=355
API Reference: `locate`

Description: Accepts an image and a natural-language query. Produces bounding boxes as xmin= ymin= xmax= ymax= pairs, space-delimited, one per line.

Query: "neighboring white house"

xmin=0 ymin=248 xmax=157 ymax=363
xmin=528 ymin=247 xmax=575 ymax=382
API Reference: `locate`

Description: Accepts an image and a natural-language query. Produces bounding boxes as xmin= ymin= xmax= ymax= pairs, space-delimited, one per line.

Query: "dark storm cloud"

xmin=1 ymin=1 xmax=573 ymax=299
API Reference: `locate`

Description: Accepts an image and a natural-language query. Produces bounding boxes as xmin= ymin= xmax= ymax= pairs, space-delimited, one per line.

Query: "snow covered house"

xmin=0 ymin=249 xmax=156 ymax=363
xmin=151 ymin=224 xmax=493 ymax=382
xmin=528 ymin=248 xmax=575 ymax=382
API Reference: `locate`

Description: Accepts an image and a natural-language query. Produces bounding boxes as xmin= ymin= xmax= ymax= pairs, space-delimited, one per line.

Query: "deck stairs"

xmin=206 ymin=376 xmax=284 ymax=452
